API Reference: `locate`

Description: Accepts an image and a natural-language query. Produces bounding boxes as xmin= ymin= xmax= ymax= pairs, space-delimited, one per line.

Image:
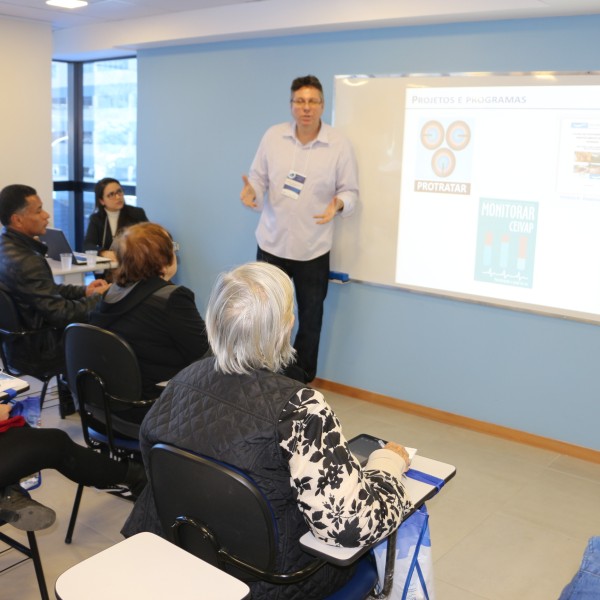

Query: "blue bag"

xmin=373 ymin=505 xmax=435 ymax=600
xmin=558 ymin=537 xmax=600 ymax=599
xmin=9 ymin=395 xmax=41 ymax=428
xmin=9 ymin=396 xmax=43 ymax=490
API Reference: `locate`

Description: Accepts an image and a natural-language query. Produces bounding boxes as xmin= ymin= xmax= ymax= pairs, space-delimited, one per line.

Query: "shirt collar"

xmin=3 ymin=226 xmax=48 ymax=255
xmin=285 ymin=121 xmax=329 ymax=146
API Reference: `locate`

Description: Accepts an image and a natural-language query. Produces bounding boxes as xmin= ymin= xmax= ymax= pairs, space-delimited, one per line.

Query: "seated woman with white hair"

xmin=123 ymin=261 xmax=413 ymax=599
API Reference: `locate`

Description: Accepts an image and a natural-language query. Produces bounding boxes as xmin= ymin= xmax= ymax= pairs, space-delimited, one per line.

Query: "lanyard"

xmin=290 ymin=134 xmax=315 ymax=177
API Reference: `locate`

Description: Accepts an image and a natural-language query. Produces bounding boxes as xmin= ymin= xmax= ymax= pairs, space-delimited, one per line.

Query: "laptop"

xmin=39 ymin=227 xmax=111 ymax=265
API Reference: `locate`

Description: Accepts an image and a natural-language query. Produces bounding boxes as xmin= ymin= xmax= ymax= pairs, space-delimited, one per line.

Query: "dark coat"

xmin=0 ymin=227 xmax=100 ymax=369
xmin=89 ymin=277 xmax=209 ymax=400
xmin=83 ymin=204 xmax=148 ymax=252
xmin=123 ymin=358 xmax=355 ymax=599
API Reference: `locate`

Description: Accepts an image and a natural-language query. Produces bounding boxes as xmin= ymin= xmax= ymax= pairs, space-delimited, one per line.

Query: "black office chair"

xmin=0 ymin=289 xmax=63 ymax=415
xmin=62 ymin=323 xmax=154 ymax=544
xmin=0 ymin=497 xmax=50 ymax=600
xmin=149 ymin=443 xmax=389 ymax=599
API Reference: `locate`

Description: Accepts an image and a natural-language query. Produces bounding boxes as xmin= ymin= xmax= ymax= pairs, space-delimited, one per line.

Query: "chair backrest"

xmin=149 ymin=443 xmax=277 ymax=582
xmin=0 ymin=288 xmax=23 ymax=333
xmin=0 ymin=290 xmax=18 ymax=372
xmin=0 ymin=288 xmax=62 ymax=379
xmin=64 ymin=323 xmax=145 ymax=444
xmin=149 ymin=444 xmax=378 ymax=599
xmin=64 ymin=323 xmax=142 ymax=401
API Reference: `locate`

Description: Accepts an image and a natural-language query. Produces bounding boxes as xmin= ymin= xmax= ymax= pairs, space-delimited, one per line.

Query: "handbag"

xmin=9 ymin=395 xmax=43 ymax=490
xmin=0 ymin=387 xmax=26 ymax=432
xmin=373 ymin=505 xmax=435 ymax=600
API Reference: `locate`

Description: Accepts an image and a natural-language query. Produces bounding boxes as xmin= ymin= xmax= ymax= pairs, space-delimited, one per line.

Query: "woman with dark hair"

xmin=90 ymin=222 xmax=209 ymax=410
xmin=83 ymin=177 xmax=148 ymax=261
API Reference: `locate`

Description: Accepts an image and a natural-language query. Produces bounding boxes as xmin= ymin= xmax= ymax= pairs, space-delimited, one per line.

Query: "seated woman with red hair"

xmin=90 ymin=222 xmax=209 ymax=419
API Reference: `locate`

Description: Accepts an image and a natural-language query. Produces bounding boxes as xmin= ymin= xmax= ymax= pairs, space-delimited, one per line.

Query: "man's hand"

xmin=240 ymin=175 xmax=257 ymax=208
xmin=100 ymin=250 xmax=117 ymax=262
xmin=86 ymin=279 xmax=110 ymax=297
xmin=313 ymin=196 xmax=344 ymax=225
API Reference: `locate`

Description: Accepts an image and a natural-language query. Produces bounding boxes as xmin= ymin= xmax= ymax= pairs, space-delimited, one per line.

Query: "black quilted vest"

xmin=137 ymin=357 xmax=355 ymax=599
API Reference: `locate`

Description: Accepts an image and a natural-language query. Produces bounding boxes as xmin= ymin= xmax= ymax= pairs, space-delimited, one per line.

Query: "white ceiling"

xmin=0 ymin=0 xmax=262 ymax=30
xmin=3 ymin=0 xmax=600 ymax=60
xmin=1 ymin=0 xmax=600 ymax=31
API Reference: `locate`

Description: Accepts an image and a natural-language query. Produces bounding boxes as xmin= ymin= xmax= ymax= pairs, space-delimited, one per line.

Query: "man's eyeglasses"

xmin=105 ymin=189 xmax=125 ymax=199
xmin=172 ymin=241 xmax=180 ymax=253
xmin=291 ymin=98 xmax=323 ymax=107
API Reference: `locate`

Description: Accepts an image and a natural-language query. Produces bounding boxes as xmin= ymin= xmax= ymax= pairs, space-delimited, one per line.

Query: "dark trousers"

xmin=0 ymin=426 xmax=129 ymax=489
xmin=256 ymin=247 xmax=329 ymax=383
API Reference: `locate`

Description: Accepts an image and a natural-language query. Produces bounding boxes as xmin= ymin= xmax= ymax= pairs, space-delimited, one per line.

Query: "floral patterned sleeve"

xmin=278 ymin=387 xmax=413 ymax=547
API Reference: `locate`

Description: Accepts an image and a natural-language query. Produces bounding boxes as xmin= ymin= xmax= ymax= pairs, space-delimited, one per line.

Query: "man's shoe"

xmin=93 ymin=484 xmax=135 ymax=501
xmin=0 ymin=486 xmax=56 ymax=531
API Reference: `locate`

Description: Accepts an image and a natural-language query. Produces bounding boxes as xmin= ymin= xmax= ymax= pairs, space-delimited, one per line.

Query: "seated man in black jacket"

xmin=0 ymin=184 xmax=109 ymax=377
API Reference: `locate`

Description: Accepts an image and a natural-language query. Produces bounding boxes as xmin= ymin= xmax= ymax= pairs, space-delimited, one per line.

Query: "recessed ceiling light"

xmin=46 ymin=0 xmax=88 ymax=8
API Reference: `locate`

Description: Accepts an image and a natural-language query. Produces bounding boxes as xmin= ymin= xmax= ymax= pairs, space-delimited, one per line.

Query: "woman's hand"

xmin=100 ymin=250 xmax=117 ymax=262
xmin=0 ymin=403 xmax=11 ymax=422
xmin=384 ymin=442 xmax=410 ymax=472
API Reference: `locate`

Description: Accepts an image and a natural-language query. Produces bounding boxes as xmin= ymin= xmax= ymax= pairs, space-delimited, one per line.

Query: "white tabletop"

xmin=48 ymin=257 xmax=116 ymax=275
xmin=49 ymin=258 xmax=116 ymax=285
xmin=0 ymin=373 xmax=29 ymax=400
xmin=55 ymin=532 xmax=250 ymax=600
xmin=299 ymin=452 xmax=456 ymax=564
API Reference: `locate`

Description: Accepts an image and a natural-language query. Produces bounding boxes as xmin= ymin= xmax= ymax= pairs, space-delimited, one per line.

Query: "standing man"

xmin=240 ymin=75 xmax=358 ymax=383
xmin=0 ymin=184 xmax=109 ymax=376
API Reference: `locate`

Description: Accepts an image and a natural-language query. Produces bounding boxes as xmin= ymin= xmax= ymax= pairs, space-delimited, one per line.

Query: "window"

xmin=51 ymin=58 xmax=137 ymax=249
xmin=51 ymin=61 xmax=70 ymax=182
xmin=82 ymin=59 xmax=137 ymax=185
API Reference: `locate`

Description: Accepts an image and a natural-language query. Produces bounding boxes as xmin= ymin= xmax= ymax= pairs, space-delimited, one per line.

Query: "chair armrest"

xmin=299 ymin=529 xmax=398 ymax=598
xmin=173 ymin=516 xmax=326 ymax=585
xmin=106 ymin=392 xmax=156 ymax=410
xmin=0 ymin=324 xmax=60 ymax=338
xmin=298 ymin=532 xmax=369 ymax=566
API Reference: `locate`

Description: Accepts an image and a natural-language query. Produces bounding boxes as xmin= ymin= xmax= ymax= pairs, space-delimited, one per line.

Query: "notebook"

xmin=0 ymin=371 xmax=29 ymax=395
xmin=348 ymin=434 xmax=417 ymax=467
xmin=39 ymin=227 xmax=111 ymax=265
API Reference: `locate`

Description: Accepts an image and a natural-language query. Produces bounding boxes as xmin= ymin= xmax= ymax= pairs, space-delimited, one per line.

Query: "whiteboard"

xmin=330 ymin=72 xmax=600 ymax=324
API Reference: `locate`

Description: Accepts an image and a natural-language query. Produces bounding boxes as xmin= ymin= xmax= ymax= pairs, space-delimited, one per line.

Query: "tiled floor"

xmin=2 ymin=379 xmax=599 ymax=599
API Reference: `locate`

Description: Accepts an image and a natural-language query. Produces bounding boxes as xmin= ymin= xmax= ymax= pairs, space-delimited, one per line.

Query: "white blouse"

xmin=278 ymin=387 xmax=413 ymax=547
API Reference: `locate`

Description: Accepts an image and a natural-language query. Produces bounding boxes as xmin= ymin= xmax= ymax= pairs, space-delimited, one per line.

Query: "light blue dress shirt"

xmin=248 ymin=121 xmax=359 ymax=261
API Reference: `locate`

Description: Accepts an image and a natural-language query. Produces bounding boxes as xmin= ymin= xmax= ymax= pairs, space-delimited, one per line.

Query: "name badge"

xmin=282 ymin=171 xmax=306 ymax=200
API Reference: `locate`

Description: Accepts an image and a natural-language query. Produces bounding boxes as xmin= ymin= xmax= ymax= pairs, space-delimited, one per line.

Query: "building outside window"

xmin=51 ymin=61 xmax=71 ymax=236
xmin=51 ymin=58 xmax=137 ymax=249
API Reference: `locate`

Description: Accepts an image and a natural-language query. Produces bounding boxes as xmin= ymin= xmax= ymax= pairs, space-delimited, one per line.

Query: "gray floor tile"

xmin=434 ymin=513 xmax=586 ymax=600
xmin=2 ymin=378 xmax=596 ymax=599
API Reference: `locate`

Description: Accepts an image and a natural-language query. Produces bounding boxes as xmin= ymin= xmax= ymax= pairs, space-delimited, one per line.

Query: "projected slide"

xmin=396 ymin=85 xmax=600 ymax=316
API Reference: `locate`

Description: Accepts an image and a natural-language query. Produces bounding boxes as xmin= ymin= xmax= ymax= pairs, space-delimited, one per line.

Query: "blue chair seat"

xmin=325 ymin=553 xmax=378 ymax=599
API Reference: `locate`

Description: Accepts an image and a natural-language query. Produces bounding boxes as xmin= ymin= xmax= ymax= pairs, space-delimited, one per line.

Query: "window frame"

xmin=52 ymin=57 xmax=137 ymax=250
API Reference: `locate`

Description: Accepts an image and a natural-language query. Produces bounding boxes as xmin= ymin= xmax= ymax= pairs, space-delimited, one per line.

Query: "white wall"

xmin=54 ymin=0 xmax=584 ymax=61
xmin=137 ymin=15 xmax=600 ymax=452
xmin=0 ymin=17 xmax=53 ymax=220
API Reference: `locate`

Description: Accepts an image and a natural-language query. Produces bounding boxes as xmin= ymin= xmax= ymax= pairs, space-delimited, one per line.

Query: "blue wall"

xmin=137 ymin=15 xmax=600 ymax=451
